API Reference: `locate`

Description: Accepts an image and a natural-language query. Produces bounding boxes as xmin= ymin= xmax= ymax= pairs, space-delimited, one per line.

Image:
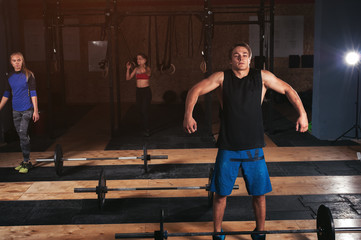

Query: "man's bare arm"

xmin=184 ymin=71 xmax=224 ymax=133
xmin=262 ymin=70 xmax=309 ymax=132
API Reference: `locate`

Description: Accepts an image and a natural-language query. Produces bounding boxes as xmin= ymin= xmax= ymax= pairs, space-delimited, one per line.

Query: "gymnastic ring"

xmin=200 ymin=60 xmax=207 ymax=73
xmin=160 ymin=63 xmax=176 ymax=75
xmin=128 ymin=61 xmax=136 ymax=71
xmin=99 ymin=59 xmax=109 ymax=78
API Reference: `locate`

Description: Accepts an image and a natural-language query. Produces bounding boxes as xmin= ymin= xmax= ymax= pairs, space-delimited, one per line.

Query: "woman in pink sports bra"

xmin=125 ymin=53 xmax=152 ymax=136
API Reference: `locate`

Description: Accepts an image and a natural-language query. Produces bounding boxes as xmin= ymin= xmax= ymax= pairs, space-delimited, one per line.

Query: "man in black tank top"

xmin=184 ymin=43 xmax=308 ymax=240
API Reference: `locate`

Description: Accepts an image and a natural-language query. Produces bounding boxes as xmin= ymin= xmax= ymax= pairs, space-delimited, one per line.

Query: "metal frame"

xmin=42 ymin=0 xmax=275 ymax=136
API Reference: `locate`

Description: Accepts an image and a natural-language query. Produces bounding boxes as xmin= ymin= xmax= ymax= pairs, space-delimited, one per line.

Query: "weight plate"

xmin=317 ymin=204 xmax=335 ymax=240
xmin=157 ymin=209 xmax=165 ymax=240
xmin=143 ymin=145 xmax=148 ymax=172
xmin=97 ymin=169 xmax=107 ymax=209
xmin=208 ymin=167 xmax=214 ymax=207
xmin=54 ymin=144 xmax=63 ymax=176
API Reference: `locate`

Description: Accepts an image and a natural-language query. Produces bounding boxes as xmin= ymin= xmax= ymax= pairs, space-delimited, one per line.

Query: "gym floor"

xmin=0 ymin=103 xmax=361 ymax=240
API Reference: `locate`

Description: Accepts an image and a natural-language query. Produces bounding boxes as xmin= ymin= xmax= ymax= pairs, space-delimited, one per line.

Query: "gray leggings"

xmin=13 ymin=109 xmax=33 ymax=162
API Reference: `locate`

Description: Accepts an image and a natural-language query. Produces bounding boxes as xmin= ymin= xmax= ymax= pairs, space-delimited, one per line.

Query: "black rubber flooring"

xmin=1 ymin=103 xmax=360 ymax=227
xmin=106 ymin=102 xmax=359 ymax=149
xmin=1 ymin=194 xmax=360 ymax=226
xmin=1 ymin=160 xmax=360 ymax=182
xmin=0 ymin=104 xmax=95 ymax=153
xmin=106 ymin=103 xmax=215 ymax=150
xmin=263 ymin=102 xmax=358 ymax=147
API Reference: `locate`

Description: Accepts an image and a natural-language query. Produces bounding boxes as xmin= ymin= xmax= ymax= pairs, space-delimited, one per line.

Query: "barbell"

xmin=114 ymin=206 xmax=361 ymax=240
xmin=36 ymin=144 xmax=168 ymax=176
xmin=74 ymin=168 xmax=239 ymax=209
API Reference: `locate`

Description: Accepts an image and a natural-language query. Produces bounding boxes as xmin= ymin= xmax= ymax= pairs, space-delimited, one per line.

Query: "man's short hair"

xmin=229 ymin=42 xmax=252 ymax=59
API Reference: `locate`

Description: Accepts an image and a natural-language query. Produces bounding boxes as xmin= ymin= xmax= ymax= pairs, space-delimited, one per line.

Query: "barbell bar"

xmin=36 ymin=144 xmax=168 ymax=176
xmin=74 ymin=168 xmax=239 ymax=209
xmin=114 ymin=205 xmax=361 ymax=240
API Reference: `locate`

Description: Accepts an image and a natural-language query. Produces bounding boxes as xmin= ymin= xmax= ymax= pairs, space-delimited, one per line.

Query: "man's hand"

xmin=183 ymin=117 xmax=197 ymax=134
xmin=296 ymin=114 xmax=309 ymax=132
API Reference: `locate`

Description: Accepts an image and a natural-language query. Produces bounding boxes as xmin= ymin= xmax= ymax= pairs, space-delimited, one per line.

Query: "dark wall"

xmin=312 ymin=0 xmax=361 ymax=140
xmin=0 ymin=0 xmax=21 ymax=142
xmin=2 ymin=0 xmax=317 ymax=138
xmin=15 ymin=1 xmax=315 ymax=105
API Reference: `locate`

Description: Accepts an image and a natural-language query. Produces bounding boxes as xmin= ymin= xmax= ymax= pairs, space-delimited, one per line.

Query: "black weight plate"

xmin=208 ymin=167 xmax=214 ymax=207
xmin=160 ymin=209 xmax=164 ymax=238
xmin=97 ymin=169 xmax=107 ymax=209
xmin=317 ymin=204 xmax=335 ymax=240
xmin=54 ymin=144 xmax=63 ymax=176
xmin=154 ymin=209 xmax=166 ymax=240
xmin=143 ymin=145 xmax=148 ymax=172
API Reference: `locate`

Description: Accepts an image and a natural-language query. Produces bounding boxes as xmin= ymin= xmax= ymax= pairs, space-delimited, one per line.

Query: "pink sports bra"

xmin=136 ymin=73 xmax=150 ymax=80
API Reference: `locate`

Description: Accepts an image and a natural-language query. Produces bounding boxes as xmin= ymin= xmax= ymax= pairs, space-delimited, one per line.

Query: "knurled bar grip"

xmin=37 ymin=155 xmax=168 ymax=161
xmin=74 ymin=188 xmax=97 ymax=192
xmin=74 ymin=185 xmax=239 ymax=192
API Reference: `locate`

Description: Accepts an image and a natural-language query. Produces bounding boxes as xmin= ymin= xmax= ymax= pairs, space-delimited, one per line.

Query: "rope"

xmin=148 ymin=15 xmax=152 ymax=66
xmin=155 ymin=16 xmax=161 ymax=70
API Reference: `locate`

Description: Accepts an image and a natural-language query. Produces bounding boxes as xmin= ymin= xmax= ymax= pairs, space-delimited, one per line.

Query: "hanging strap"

xmin=155 ymin=16 xmax=161 ymax=71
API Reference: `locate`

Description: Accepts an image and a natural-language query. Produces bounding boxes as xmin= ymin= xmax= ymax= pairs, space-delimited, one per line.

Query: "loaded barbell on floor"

xmin=36 ymin=144 xmax=168 ymax=176
xmin=74 ymin=168 xmax=239 ymax=209
xmin=115 ymin=205 xmax=361 ymax=240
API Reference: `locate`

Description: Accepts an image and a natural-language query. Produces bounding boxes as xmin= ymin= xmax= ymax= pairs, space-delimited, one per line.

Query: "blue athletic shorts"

xmin=210 ymin=148 xmax=272 ymax=196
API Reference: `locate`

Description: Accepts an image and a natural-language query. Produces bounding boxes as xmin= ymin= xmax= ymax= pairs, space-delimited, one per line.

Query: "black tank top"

xmin=216 ymin=68 xmax=265 ymax=150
